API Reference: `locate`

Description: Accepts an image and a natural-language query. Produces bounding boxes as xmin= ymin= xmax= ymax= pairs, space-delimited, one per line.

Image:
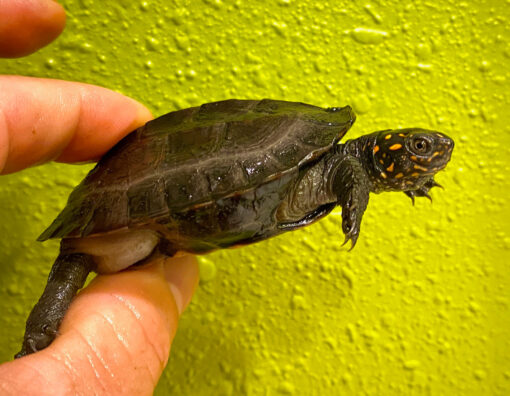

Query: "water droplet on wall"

xmin=198 ymin=257 xmax=217 ymax=282
xmin=277 ymin=381 xmax=295 ymax=394
xmin=403 ymin=360 xmax=421 ymax=370
xmin=415 ymin=43 xmax=432 ymax=61
xmin=473 ymin=369 xmax=487 ymax=380
xmin=364 ymin=4 xmax=382 ymax=24
xmin=352 ymin=94 xmax=372 ymax=114
xmin=341 ymin=267 xmax=355 ymax=288
xmin=146 ymin=37 xmax=160 ymax=51
xmin=351 ymin=27 xmax=388 ymax=44
xmin=290 ymin=294 xmax=308 ymax=310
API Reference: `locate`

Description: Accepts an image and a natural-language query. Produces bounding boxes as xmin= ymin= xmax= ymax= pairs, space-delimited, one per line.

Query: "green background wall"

xmin=1 ymin=0 xmax=509 ymax=394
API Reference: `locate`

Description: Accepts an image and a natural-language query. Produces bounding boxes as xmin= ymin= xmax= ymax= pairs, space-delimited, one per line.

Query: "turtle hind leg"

xmin=15 ymin=250 xmax=95 ymax=358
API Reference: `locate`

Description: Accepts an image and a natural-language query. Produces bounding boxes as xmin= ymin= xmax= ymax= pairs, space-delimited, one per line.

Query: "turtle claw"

xmin=341 ymin=212 xmax=360 ymax=251
xmin=406 ymin=189 xmax=432 ymax=203
xmin=15 ymin=322 xmax=59 ymax=358
xmin=26 ymin=338 xmax=37 ymax=355
xmin=405 ymin=177 xmax=442 ymax=204
xmin=342 ymin=232 xmax=359 ymax=251
xmin=15 ymin=338 xmax=37 ymax=359
xmin=405 ymin=191 xmax=416 ymax=205
xmin=42 ymin=324 xmax=58 ymax=336
xmin=428 ymin=180 xmax=443 ymax=189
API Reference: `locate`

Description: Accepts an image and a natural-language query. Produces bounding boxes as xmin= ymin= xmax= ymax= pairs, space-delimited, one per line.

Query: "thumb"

xmin=0 ymin=255 xmax=199 ymax=395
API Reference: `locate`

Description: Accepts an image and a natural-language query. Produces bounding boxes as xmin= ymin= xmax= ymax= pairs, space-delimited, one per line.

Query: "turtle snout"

xmin=436 ymin=135 xmax=454 ymax=163
xmin=441 ymin=136 xmax=454 ymax=151
xmin=435 ymin=136 xmax=454 ymax=169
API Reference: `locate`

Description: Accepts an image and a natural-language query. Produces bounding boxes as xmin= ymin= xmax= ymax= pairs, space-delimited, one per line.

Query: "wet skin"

xmin=338 ymin=129 xmax=454 ymax=246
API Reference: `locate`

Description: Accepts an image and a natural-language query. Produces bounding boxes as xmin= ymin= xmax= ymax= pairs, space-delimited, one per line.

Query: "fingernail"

xmin=163 ymin=255 xmax=199 ymax=315
xmin=131 ymin=100 xmax=153 ymax=127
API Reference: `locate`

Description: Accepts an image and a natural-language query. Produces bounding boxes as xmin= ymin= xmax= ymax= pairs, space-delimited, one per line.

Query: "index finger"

xmin=0 ymin=0 xmax=66 ymax=58
xmin=0 ymin=76 xmax=153 ymax=174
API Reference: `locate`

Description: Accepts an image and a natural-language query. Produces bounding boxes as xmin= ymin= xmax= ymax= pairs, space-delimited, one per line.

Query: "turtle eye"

xmin=411 ymin=137 xmax=430 ymax=154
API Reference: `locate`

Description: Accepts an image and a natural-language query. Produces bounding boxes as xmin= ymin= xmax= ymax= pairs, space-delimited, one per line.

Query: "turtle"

xmin=16 ymin=99 xmax=454 ymax=357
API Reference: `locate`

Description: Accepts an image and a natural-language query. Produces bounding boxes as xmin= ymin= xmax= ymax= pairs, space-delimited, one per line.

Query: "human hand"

xmin=0 ymin=1 xmax=200 ymax=394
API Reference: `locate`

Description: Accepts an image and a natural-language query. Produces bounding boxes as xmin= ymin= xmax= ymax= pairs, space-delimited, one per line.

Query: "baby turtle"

xmin=16 ymin=99 xmax=454 ymax=357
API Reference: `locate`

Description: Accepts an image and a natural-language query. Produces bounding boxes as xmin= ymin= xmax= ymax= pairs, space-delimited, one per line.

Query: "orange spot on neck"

xmin=389 ymin=143 xmax=402 ymax=150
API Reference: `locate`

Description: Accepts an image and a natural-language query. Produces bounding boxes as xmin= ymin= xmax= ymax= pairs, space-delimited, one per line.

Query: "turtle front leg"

xmin=331 ymin=156 xmax=371 ymax=249
xmin=405 ymin=178 xmax=443 ymax=205
xmin=15 ymin=250 xmax=95 ymax=358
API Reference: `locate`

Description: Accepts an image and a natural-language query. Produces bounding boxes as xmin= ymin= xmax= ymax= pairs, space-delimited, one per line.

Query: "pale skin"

xmin=0 ymin=1 xmax=200 ymax=394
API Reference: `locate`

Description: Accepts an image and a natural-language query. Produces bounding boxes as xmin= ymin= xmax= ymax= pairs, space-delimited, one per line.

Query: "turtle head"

xmin=368 ymin=128 xmax=454 ymax=194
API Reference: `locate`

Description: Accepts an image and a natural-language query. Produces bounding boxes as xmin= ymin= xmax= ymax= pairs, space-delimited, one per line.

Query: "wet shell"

xmin=39 ymin=99 xmax=355 ymax=241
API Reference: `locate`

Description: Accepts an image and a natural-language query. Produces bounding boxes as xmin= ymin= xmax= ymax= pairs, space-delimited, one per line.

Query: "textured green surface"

xmin=1 ymin=0 xmax=509 ymax=394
